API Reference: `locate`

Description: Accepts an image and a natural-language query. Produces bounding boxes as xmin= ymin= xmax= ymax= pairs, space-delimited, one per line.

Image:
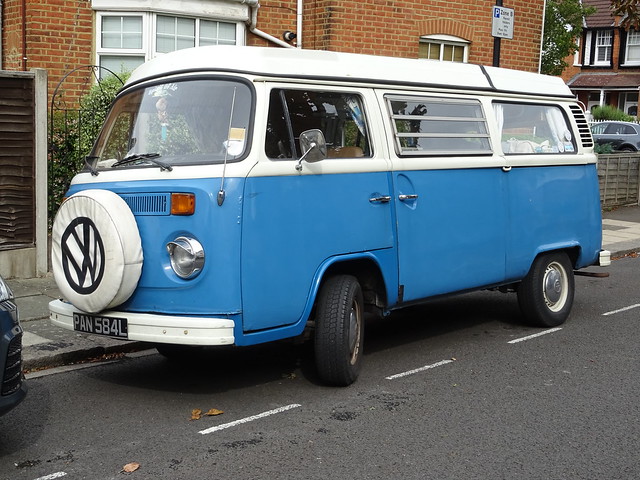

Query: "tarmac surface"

xmin=7 ymin=205 xmax=640 ymax=373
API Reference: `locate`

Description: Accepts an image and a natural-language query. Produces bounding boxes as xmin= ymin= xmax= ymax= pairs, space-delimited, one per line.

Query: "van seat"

xmin=327 ymin=146 xmax=364 ymax=158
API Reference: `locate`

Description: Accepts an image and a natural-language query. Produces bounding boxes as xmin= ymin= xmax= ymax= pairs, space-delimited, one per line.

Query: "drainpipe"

xmin=0 ymin=1 xmax=3 ymax=69
xmin=538 ymin=0 xmax=546 ymax=73
xmin=22 ymin=0 xmax=27 ymax=70
xmin=296 ymin=0 xmax=302 ymax=48
xmin=231 ymin=0 xmax=294 ymax=48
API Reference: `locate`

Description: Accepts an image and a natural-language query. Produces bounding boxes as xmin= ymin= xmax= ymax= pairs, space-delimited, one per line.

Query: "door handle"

xmin=398 ymin=194 xmax=418 ymax=201
xmin=369 ymin=195 xmax=391 ymax=203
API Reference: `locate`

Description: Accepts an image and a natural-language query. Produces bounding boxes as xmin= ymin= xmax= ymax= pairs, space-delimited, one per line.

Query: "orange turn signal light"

xmin=171 ymin=193 xmax=195 ymax=215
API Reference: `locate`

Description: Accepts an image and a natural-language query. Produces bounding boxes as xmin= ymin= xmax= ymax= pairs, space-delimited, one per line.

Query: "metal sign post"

xmin=492 ymin=3 xmax=515 ymax=67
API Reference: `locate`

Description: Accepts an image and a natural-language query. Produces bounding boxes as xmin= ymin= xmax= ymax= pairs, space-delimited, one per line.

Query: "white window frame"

xmin=97 ymin=12 xmax=149 ymax=76
xmin=419 ymin=35 xmax=469 ymax=63
xmin=573 ymin=37 xmax=581 ymax=66
xmin=153 ymin=14 xmax=241 ymax=56
xmin=594 ymin=30 xmax=612 ymax=65
xmin=95 ymin=11 xmax=245 ymax=76
xmin=584 ymin=31 xmax=592 ymax=65
xmin=624 ymin=30 xmax=640 ymax=65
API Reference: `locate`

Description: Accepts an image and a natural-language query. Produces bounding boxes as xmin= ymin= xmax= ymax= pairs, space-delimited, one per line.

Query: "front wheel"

xmin=314 ymin=275 xmax=364 ymax=386
xmin=517 ymin=251 xmax=575 ymax=327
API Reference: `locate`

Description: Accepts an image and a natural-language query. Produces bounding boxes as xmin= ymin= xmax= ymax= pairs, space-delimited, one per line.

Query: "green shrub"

xmin=48 ymin=72 xmax=130 ymax=225
xmin=594 ymin=142 xmax=615 ymax=154
xmin=591 ymin=105 xmax=635 ymax=122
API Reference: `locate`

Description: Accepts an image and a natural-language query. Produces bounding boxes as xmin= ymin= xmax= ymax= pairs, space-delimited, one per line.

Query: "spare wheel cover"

xmin=51 ymin=189 xmax=143 ymax=313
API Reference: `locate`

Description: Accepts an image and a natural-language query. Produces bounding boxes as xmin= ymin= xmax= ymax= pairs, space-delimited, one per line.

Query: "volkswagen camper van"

xmin=49 ymin=46 xmax=609 ymax=385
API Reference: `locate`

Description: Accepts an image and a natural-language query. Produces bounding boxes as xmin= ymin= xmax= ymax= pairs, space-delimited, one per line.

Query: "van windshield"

xmin=90 ymin=79 xmax=253 ymax=169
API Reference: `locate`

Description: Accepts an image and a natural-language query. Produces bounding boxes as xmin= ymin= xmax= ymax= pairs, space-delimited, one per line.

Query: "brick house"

xmin=562 ymin=0 xmax=640 ymax=116
xmin=1 ymin=0 xmax=547 ymax=103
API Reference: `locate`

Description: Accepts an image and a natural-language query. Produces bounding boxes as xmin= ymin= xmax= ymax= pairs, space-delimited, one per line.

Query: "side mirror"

xmin=296 ymin=129 xmax=327 ymax=171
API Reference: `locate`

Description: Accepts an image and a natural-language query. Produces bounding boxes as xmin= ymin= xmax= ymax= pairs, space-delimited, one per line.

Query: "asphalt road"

xmin=1 ymin=256 xmax=638 ymax=480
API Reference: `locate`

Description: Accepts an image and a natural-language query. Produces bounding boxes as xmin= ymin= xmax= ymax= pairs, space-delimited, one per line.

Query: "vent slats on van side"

xmin=569 ymin=105 xmax=594 ymax=148
xmin=121 ymin=193 xmax=171 ymax=216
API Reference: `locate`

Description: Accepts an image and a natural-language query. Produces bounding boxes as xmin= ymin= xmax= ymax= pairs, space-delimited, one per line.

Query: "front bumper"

xmin=49 ymin=299 xmax=235 ymax=346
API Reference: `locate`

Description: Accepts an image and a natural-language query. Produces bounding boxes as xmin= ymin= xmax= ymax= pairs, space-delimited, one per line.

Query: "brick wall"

xmin=2 ymin=0 xmax=94 ymax=104
xmin=2 ymin=0 xmax=544 ymax=105
xmin=253 ymin=0 xmax=544 ymax=73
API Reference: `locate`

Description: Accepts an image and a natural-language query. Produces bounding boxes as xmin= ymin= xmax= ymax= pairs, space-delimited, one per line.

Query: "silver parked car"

xmin=591 ymin=121 xmax=640 ymax=152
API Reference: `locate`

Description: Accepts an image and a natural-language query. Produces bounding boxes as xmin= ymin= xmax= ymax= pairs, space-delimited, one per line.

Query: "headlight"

xmin=166 ymin=236 xmax=205 ymax=279
xmin=0 ymin=276 xmax=14 ymax=302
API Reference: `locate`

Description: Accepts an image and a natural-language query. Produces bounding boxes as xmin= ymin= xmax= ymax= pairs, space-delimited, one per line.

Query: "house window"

xmin=156 ymin=16 xmax=196 ymax=53
xmin=97 ymin=12 xmax=242 ymax=77
xmin=155 ymin=16 xmax=236 ymax=53
xmin=625 ymin=30 xmax=640 ymax=64
xmin=419 ymin=35 xmax=469 ymax=63
xmin=99 ymin=15 xmax=146 ymax=76
xmin=595 ymin=30 xmax=612 ymax=64
xmin=620 ymin=92 xmax=638 ymax=116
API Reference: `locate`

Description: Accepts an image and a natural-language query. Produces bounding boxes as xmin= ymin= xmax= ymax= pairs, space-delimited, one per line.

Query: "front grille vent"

xmin=121 ymin=193 xmax=171 ymax=216
xmin=2 ymin=333 xmax=23 ymax=396
xmin=569 ymin=105 xmax=594 ymax=148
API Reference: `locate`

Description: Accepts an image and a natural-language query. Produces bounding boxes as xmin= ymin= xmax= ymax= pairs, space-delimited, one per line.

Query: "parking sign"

xmin=492 ymin=6 xmax=514 ymax=39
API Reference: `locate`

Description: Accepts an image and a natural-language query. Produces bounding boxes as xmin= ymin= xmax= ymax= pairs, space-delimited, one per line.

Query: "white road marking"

xmin=385 ymin=359 xmax=454 ymax=380
xmin=33 ymin=472 xmax=67 ymax=480
xmin=508 ymin=327 xmax=562 ymax=344
xmin=198 ymin=404 xmax=302 ymax=435
xmin=602 ymin=303 xmax=640 ymax=316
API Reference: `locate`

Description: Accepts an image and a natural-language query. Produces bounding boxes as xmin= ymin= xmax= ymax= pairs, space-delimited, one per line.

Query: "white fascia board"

xmin=91 ymin=0 xmax=249 ymax=21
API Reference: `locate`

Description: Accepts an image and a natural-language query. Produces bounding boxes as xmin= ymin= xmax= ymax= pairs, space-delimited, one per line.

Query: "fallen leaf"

xmin=204 ymin=408 xmax=224 ymax=416
xmin=122 ymin=462 xmax=140 ymax=473
xmin=191 ymin=409 xmax=202 ymax=421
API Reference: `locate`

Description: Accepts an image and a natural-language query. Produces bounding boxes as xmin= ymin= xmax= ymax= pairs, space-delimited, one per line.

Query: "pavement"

xmin=7 ymin=204 xmax=640 ymax=373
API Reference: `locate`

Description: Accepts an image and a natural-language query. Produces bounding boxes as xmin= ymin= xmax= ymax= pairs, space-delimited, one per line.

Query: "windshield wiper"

xmin=111 ymin=153 xmax=173 ymax=172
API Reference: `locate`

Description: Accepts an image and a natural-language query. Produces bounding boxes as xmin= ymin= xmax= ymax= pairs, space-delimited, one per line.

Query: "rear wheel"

xmin=314 ymin=275 xmax=364 ymax=386
xmin=517 ymin=251 xmax=574 ymax=327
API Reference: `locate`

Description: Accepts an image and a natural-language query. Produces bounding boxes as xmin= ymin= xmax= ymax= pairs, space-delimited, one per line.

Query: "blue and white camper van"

xmin=49 ymin=46 xmax=609 ymax=385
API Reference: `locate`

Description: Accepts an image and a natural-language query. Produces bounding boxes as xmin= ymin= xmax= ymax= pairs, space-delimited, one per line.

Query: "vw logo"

xmin=60 ymin=217 xmax=105 ymax=294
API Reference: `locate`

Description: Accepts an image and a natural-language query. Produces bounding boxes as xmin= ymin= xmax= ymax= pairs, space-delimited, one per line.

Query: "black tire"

xmin=314 ymin=275 xmax=364 ymax=386
xmin=517 ymin=251 xmax=574 ymax=327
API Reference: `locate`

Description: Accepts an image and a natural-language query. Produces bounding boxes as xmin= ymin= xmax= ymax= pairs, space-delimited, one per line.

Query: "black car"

xmin=591 ymin=121 xmax=640 ymax=152
xmin=0 ymin=274 xmax=26 ymax=416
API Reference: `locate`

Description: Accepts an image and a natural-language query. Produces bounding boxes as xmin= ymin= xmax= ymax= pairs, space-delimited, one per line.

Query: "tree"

xmin=611 ymin=0 xmax=640 ymax=30
xmin=541 ymin=0 xmax=596 ymax=76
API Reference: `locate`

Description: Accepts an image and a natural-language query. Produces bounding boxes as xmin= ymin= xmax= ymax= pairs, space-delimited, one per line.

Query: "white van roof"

xmin=126 ymin=46 xmax=573 ymax=98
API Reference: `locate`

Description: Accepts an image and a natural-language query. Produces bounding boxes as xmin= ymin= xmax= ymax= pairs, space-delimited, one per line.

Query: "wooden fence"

xmin=598 ymin=153 xmax=640 ymax=207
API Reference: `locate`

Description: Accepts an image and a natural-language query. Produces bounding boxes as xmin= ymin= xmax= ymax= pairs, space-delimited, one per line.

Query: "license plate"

xmin=73 ymin=312 xmax=128 ymax=339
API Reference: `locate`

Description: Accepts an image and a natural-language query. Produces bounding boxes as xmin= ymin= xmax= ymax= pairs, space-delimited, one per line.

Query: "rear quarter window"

xmin=494 ymin=102 xmax=576 ymax=155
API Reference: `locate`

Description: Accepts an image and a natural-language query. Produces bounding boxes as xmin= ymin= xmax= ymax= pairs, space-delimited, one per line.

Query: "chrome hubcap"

xmin=543 ymin=262 xmax=566 ymax=311
xmin=348 ymin=301 xmax=361 ymax=364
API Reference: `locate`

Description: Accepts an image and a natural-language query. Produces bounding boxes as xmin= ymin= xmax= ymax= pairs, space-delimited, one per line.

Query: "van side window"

xmin=386 ymin=95 xmax=491 ymax=156
xmin=494 ymin=102 xmax=576 ymax=154
xmin=265 ymin=89 xmax=371 ymax=159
